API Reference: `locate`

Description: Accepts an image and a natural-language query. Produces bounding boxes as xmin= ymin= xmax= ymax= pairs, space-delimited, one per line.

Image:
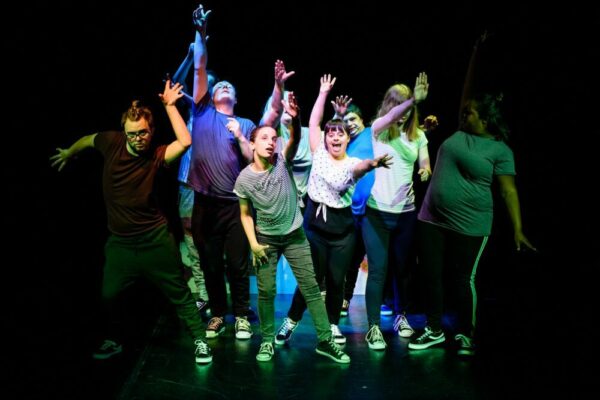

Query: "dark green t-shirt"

xmin=418 ymin=131 xmax=515 ymax=236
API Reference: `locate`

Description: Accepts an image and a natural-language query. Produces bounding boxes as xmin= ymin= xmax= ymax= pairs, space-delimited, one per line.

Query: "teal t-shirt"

xmin=418 ymin=131 xmax=515 ymax=236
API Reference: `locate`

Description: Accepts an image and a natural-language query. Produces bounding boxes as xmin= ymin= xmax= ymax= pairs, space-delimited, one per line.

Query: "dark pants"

xmin=417 ymin=221 xmax=488 ymax=335
xmin=287 ymin=223 xmax=355 ymax=325
xmin=362 ymin=208 xmax=417 ymax=326
xmin=102 ymin=224 xmax=204 ymax=340
xmin=343 ymin=214 xmax=367 ymax=301
xmin=192 ymin=193 xmax=250 ymax=318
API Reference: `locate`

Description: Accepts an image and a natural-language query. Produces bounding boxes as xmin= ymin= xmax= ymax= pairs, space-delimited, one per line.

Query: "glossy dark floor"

xmin=32 ymin=283 xmax=576 ymax=400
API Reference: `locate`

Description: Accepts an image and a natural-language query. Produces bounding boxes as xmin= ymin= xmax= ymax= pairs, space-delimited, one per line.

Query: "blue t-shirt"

xmin=347 ymin=127 xmax=374 ymax=216
xmin=187 ymin=98 xmax=256 ymax=200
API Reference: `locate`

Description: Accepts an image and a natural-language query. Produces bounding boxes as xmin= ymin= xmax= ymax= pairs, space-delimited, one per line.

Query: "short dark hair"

xmin=121 ymin=100 xmax=154 ymax=130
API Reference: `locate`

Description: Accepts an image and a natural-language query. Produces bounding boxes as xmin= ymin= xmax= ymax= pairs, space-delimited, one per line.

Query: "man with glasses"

xmin=50 ymin=80 xmax=213 ymax=365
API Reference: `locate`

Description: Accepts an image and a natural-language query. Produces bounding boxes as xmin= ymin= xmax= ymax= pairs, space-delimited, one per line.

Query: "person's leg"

xmin=192 ymin=194 xmax=228 ymax=318
xmin=223 ymin=201 xmax=251 ymax=318
xmin=254 ymin=234 xmax=280 ymax=344
xmin=325 ymin=230 xmax=355 ymax=325
xmin=179 ymin=183 xmax=209 ymax=302
xmin=446 ymin=231 xmax=488 ymax=338
xmin=388 ymin=211 xmax=417 ymax=314
xmin=283 ymin=229 xmax=331 ymax=343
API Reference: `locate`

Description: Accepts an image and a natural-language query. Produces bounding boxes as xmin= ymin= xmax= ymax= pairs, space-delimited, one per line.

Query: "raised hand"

xmin=192 ymin=4 xmax=212 ymax=37
xmin=282 ymin=91 xmax=299 ymax=118
xmin=275 ymin=59 xmax=295 ymax=87
xmin=331 ymin=95 xmax=352 ymax=116
xmin=414 ymin=72 xmax=429 ymax=103
xmin=319 ymin=74 xmax=336 ymax=93
xmin=226 ymin=117 xmax=242 ymax=138
xmin=159 ymin=80 xmax=184 ymax=106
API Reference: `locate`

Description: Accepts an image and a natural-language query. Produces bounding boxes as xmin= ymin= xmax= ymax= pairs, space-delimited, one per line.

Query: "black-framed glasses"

xmin=125 ymin=129 xmax=151 ymax=139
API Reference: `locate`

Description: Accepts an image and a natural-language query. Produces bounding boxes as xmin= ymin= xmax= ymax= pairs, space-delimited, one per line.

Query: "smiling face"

xmin=342 ymin=112 xmax=365 ymax=137
xmin=251 ymin=126 xmax=279 ymax=160
xmin=324 ymin=125 xmax=350 ymax=159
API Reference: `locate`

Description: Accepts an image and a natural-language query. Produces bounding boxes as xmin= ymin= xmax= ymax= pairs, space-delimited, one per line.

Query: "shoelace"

xmin=327 ymin=339 xmax=345 ymax=357
xmin=277 ymin=319 xmax=296 ymax=335
xmin=415 ymin=327 xmax=436 ymax=342
xmin=100 ymin=340 xmax=117 ymax=350
xmin=236 ymin=318 xmax=251 ymax=331
xmin=366 ymin=325 xmax=384 ymax=343
xmin=455 ymin=335 xmax=472 ymax=347
xmin=259 ymin=342 xmax=273 ymax=355
xmin=393 ymin=315 xmax=411 ymax=331
xmin=195 ymin=340 xmax=210 ymax=354
xmin=208 ymin=317 xmax=223 ymax=330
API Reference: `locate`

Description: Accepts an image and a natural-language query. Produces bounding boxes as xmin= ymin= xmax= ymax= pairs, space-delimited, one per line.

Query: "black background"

xmin=4 ymin=1 xmax=592 ymax=396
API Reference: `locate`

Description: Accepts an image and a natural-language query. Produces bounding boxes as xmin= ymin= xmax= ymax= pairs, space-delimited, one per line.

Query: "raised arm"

xmin=49 ymin=134 xmax=97 ymax=172
xmin=497 ymin=175 xmax=536 ymax=252
xmin=282 ymin=91 xmax=300 ymax=163
xmin=172 ymin=42 xmax=195 ymax=106
xmin=160 ymin=80 xmax=192 ymax=164
xmin=192 ymin=4 xmax=211 ymax=104
xmin=372 ymin=72 xmax=429 ymax=137
xmin=460 ymin=31 xmax=487 ymax=122
xmin=260 ymin=60 xmax=295 ymax=127
xmin=239 ymin=198 xmax=269 ymax=266
xmin=309 ymin=74 xmax=336 ymax=153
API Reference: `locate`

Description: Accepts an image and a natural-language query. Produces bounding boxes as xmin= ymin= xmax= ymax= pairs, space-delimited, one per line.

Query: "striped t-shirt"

xmin=234 ymin=152 xmax=303 ymax=236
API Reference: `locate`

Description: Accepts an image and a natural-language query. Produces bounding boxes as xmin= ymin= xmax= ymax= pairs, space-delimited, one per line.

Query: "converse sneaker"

xmin=393 ymin=314 xmax=414 ymax=338
xmin=330 ymin=324 xmax=346 ymax=344
xmin=340 ymin=299 xmax=350 ymax=317
xmin=365 ymin=324 xmax=387 ymax=350
xmin=235 ymin=316 xmax=253 ymax=340
xmin=274 ymin=317 xmax=298 ymax=345
xmin=92 ymin=339 xmax=122 ymax=360
xmin=316 ymin=338 xmax=350 ymax=364
xmin=455 ymin=334 xmax=475 ymax=356
xmin=206 ymin=316 xmax=225 ymax=338
xmin=380 ymin=304 xmax=393 ymax=316
xmin=408 ymin=327 xmax=445 ymax=350
xmin=194 ymin=338 xmax=212 ymax=364
xmin=256 ymin=341 xmax=274 ymax=362
xmin=196 ymin=299 xmax=209 ymax=313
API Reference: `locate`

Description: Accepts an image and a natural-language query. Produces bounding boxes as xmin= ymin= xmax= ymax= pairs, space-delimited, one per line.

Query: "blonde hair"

xmin=373 ymin=84 xmax=419 ymax=141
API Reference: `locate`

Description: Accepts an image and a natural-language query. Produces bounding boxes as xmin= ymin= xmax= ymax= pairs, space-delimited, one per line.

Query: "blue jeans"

xmin=256 ymin=228 xmax=331 ymax=343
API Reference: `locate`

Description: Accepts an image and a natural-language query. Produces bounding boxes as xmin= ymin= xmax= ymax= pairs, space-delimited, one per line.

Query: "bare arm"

xmin=192 ymin=5 xmax=211 ymax=104
xmin=282 ymin=92 xmax=300 ymax=163
xmin=225 ymin=118 xmax=253 ymax=163
xmin=260 ymin=60 xmax=295 ymax=127
xmin=239 ymin=198 xmax=269 ymax=266
xmin=352 ymin=153 xmax=393 ymax=181
xmin=309 ymin=74 xmax=336 ymax=153
xmin=49 ymin=134 xmax=97 ymax=172
xmin=460 ymin=31 xmax=487 ymax=122
xmin=372 ymin=72 xmax=429 ymax=137
xmin=160 ymin=81 xmax=192 ymax=164
xmin=416 ymin=145 xmax=432 ymax=182
xmin=497 ymin=174 xmax=536 ymax=251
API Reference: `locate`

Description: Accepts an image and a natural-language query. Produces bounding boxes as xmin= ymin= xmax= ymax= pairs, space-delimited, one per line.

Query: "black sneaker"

xmin=206 ymin=316 xmax=225 ymax=338
xmin=408 ymin=327 xmax=445 ymax=350
xmin=196 ymin=299 xmax=209 ymax=312
xmin=316 ymin=338 xmax=350 ymax=364
xmin=92 ymin=339 xmax=122 ymax=360
xmin=455 ymin=334 xmax=475 ymax=356
xmin=274 ymin=317 xmax=298 ymax=345
xmin=194 ymin=339 xmax=212 ymax=364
